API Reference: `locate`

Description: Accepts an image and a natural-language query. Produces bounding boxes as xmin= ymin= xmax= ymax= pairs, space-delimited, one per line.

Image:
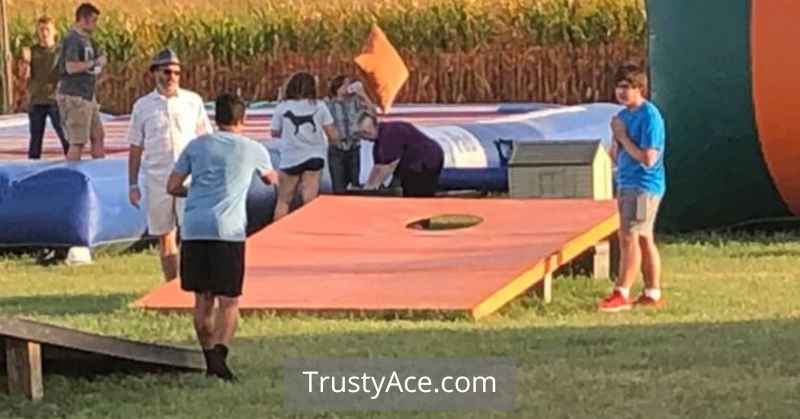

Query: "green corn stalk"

xmin=8 ymin=0 xmax=645 ymax=61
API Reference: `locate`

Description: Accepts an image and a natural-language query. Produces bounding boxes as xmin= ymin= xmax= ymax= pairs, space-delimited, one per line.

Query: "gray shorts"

xmin=618 ymin=189 xmax=662 ymax=234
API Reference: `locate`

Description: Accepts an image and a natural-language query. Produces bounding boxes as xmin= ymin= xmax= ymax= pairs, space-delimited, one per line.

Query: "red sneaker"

xmin=598 ymin=290 xmax=632 ymax=313
xmin=633 ymin=294 xmax=666 ymax=309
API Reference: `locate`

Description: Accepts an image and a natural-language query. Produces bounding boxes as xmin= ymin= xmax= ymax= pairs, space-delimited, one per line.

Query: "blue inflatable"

xmin=358 ymin=103 xmax=620 ymax=191
xmin=0 ymin=159 xmax=147 ymax=247
xmin=0 ymin=103 xmax=619 ymax=247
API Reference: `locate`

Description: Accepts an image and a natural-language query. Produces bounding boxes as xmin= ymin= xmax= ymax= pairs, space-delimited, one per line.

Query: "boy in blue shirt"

xmin=599 ymin=65 xmax=667 ymax=313
xmin=167 ymin=94 xmax=278 ymax=380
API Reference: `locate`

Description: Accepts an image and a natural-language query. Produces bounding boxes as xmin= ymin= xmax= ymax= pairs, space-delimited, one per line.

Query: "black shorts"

xmin=282 ymin=158 xmax=325 ymax=176
xmin=180 ymin=240 xmax=245 ymax=297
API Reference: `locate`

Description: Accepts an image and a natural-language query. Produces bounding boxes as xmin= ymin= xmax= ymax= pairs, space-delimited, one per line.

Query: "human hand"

xmin=611 ymin=117 xmax=626 ymax=141
xmin=129 ymin=187 xmax=141 ymax=209
xmin=262 ymin=170 xmax=279 ymax=186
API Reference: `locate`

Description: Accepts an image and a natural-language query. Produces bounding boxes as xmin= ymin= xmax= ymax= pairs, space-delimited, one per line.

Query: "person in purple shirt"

xmin=356 ymin=113 xmax=444 ymax=197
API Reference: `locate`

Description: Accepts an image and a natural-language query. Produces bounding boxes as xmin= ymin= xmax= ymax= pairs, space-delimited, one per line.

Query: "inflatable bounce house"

xmin=0 ymin=24 xmax=622 ymax=249
xmin=649 ymin=0 xmax=800 ymax=231
xmin=0 ymin=103 xmax=620 ymax=248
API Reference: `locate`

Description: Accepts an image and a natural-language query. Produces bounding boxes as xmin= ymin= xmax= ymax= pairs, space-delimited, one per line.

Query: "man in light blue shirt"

xmin=167 ymin=94 xmax=278 ymax=381
xmin=599 ymin=64 xmax=667 ymax=313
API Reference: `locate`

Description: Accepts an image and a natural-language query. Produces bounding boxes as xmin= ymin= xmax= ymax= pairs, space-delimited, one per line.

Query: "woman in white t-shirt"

xmin=271 ymin=72 xmax=340 ymax=221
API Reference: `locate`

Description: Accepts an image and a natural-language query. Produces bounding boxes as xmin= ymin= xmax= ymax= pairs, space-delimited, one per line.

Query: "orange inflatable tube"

xmin=751 ymin=0 xmax=800 ymax=215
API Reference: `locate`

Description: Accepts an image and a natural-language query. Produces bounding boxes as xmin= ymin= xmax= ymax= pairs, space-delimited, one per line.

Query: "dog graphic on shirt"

xmin=283 ymin=110 xmax=317 ymax=134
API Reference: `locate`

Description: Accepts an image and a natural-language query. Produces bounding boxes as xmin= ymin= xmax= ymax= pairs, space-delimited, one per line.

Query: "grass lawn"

xmin=1 ymin=232 xmax=799 ymax=418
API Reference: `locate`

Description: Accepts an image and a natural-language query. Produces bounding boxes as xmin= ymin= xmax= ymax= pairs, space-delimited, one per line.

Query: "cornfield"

xmin=8 ymin=0 xmax=647 ymax=114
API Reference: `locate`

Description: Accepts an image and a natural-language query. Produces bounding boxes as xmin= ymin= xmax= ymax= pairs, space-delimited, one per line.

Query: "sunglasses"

xmin=615 ymin=83 xmax=633 ymax=90
xmin=161 ymin=69 xmax=181 ymax=77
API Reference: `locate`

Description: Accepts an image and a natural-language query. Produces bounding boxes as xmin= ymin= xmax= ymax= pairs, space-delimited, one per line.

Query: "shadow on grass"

xmin=661 ymin=229 xmax=800 ymax=247
xmin=0 ymin=239 xmax=156 ymax=261
xmin=0 ymin=293 xmax=136 ymax=316
xmin=2 ymin=317 xmax=799 ymax=418
xmin=730 ymin=249 xmax=800 ymax=259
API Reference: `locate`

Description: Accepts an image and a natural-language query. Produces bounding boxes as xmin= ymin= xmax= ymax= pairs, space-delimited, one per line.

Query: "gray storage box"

xmin=508 ymin=140 xmax=612 ymax=200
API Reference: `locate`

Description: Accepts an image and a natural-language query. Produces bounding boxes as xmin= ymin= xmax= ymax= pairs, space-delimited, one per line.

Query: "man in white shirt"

xmin=127 ymin=49 xmax=213 ymax=281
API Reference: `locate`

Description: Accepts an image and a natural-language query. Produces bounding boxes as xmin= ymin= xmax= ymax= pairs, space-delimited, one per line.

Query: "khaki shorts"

xmin=144 ymin=176 xmax=184 ymax=236
xmin=618 ymin=189 xmax=662 ymax=234
xmin=56 ymin=95 xmax=103 ymax=146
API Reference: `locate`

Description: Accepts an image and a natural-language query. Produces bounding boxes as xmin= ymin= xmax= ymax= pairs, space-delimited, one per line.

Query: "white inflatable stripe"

xmin=477 ymin=106 xmax=587 ymax=124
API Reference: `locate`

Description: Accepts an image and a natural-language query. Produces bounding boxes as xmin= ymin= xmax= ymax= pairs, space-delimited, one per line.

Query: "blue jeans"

xmin=328 ymin=146 xmax=361 ymax=193
xmin=28 ymin=103 xmax=69 ymax=159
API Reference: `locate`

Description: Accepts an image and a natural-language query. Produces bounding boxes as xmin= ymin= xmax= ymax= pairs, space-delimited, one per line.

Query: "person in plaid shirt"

xmin=324 ymin=75 xmax=377 ymax=193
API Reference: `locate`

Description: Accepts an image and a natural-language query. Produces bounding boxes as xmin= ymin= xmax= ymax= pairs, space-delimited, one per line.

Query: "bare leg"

xmin=639 ymin=233 xmax=662 ymax=290
xmin=274 ymin=171 xmax=300 ymax=221
xmin=299 ymin=170 xmax=321 ymax=204
xmin=616 ymin=230 xmax=642 ymax=290
xmin=90 ymin=119 xmax=105 ymax=159
xmin=159 ymin=230 xmax=179 ymax=281
xmin=193 ymin=293 xmax=216 ymax=349
xmin=66 ymin=144 xmax=84 ymax=161
xmin=202 ymin=295 xmax=238 ymax=381
xmin=214 ymin=297 xmax=240 ymax=346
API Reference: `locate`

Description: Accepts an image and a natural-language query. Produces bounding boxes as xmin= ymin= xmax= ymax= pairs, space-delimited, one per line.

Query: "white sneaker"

xmin=65 ymin=247 xmax=93 ymax=266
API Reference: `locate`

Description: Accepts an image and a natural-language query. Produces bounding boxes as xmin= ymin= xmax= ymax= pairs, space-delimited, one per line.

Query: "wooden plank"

xmin=554 ymin=234 xmax=619 ymax=280
xmin=593 ymin=241 xmax=611 ymax=279
xmin=537 ymin=273 xmax=553 ymax=304
xmin=0 ymin=339 xmax=200 ymax=377
xmin=6 ymin=338 xmax=43 ymax=401
xmin=0 ymin=318 xmax=203 ymax=371
xmin=472 ymin=211 xmax=619 ymax=319
xmin=471 ymin=260 xmax=547 ymax=320
xmin=0 ymin=0 xmax=13 ymax=113
xmin=553 ymin=213 xmax=620 ymax=267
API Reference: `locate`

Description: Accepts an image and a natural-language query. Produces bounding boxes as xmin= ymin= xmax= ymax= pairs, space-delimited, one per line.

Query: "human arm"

xmin=611 ymin=116 xmax=660 ymax=168
xmin=166 ymin=171 xmax=189 ymax=197
xmin=364 ymin=160 xmax=399 ymax=190
xmin=608 ymin=141 xmax=619 ymax=163
xmin=319 ymin=103 xmax=341 ymax=145
xmin=20 ymin=48 xmax=31 ymax=79
xmin=270 ymin=103 xmax=282 ymax=139
xmin=254 ymin=143 xmax=279 ymax=186
xmin=126 ymin=108 xmax=146 ymax=208
xmin=128 ymin=146 xmax=144 ymax=207
xmin=63 ymin=37 xmax=106 ymax=75
xmin=167 ymin=146 xmax=192 ymax=197
xmin=352 ymin=83 xmax=379 ymax=114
